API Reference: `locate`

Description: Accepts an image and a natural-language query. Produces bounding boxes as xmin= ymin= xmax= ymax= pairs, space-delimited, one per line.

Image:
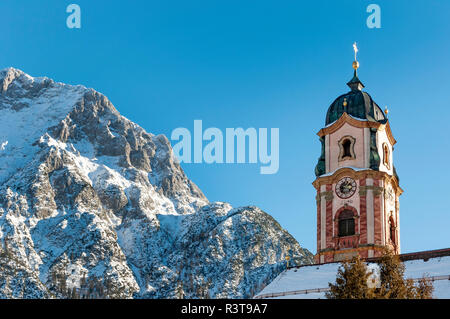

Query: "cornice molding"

xmin=316 ymin=244 xmax=387 ymax=257
xmin=312 ymin=167 xmax=403 ymax=195
xmin=317 ymin=112 xmax=397 ymax=146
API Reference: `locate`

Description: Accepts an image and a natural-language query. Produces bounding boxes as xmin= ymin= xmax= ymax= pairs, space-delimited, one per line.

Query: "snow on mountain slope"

xmin=0 ymin=68 xmax=313 ymax=299
xmin=0 ymin=251 xmax=53 ymax=298
xmin=0 ymin=68 xmax=87 ymax=185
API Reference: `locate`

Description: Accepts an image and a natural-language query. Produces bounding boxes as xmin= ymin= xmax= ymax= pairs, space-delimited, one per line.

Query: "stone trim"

xmin=316 ymin=244 xmax=387 ymax=256
xmin=312 ymin=167 xmax=402 ymax=195
xmin=316 ymin=190 xmax=334 ymax=204
xmin=359 ymin=185 xmax=383 ymax=196
xmin=316 ymin=112 xmax=397 ymax=146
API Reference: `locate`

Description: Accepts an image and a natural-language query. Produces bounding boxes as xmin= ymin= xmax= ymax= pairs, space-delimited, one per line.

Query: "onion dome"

xmin=325 ymin=70 xmax=387 ymax=126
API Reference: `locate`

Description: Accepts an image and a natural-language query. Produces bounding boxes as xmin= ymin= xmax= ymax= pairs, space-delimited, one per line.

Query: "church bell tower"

xmin=313 ymin=44 xmax=403 ymax=264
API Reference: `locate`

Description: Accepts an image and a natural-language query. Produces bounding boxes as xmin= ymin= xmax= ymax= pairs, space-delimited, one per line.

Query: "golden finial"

xmin=352 ymin=42 xmax=359 ymax=70
xmin=285 ymin=255 xmax=290 ymax=268
xmin=384 ymin=106 xmax=389 ymax=115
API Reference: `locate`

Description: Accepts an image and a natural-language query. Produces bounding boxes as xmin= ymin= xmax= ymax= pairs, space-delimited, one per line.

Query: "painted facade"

xmin=313 ymin=67 xmax=403 ymax=264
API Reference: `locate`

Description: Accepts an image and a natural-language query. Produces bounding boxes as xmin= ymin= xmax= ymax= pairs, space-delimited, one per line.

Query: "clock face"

xmin=335 ymin=177 xmax=357 ymax=199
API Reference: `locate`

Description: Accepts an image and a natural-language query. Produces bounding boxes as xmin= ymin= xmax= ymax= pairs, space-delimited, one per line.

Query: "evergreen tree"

xmin=175 ymin=280 xmax=184 ymax=299
xmin=414 ymin=277 xmax=434 ymax=299
xmin=326 ymin=249 xmax=434 ymax=299
xmin=326 ymin=255 xmax=376 ymax=299
xmin=376 ymin=248 xmax=433 ymax=299
xmin=376 ymin=248 xmax=408 ymax=298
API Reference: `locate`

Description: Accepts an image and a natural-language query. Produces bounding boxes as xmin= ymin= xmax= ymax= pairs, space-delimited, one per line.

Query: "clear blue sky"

xmin=1 ymin=0 xmax=449 ymax=253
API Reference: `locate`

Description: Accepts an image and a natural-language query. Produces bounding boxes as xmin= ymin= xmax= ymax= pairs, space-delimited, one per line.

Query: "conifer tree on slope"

xmin=326 ymin=249 xmax=433 ymax=299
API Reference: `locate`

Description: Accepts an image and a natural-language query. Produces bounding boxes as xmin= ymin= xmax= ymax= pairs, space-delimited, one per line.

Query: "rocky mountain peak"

xmin=0 ymin=68 xmax=313 ymax=298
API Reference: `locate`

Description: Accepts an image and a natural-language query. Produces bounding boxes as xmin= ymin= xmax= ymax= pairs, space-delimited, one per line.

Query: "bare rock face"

xmin=0 ymin=68 xmax=313 ymax=299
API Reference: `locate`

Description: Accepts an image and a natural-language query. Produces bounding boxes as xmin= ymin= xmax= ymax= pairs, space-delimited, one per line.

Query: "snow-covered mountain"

xmin=0 ymin=68 xmax=313 ymax=298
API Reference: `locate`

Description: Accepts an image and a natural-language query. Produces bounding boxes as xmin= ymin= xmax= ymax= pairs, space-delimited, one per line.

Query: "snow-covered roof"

xmin=255 ymin=255 xmax=450 ymax=299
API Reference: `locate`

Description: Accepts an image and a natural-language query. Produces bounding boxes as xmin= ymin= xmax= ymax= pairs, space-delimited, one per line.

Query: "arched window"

xmin=338 ymin=210 xmax=355 ymax=237
xmin=342 ymin=139 xmax=352 ymax=158
xmin=383 ymin=143 xmax=390 ymax=168
xmin=338 ymin=136 xmax=356 ymax=161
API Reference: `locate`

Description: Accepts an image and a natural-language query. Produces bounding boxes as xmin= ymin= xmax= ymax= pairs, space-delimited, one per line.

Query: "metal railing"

xmin=254 ymin=275 xmax=450 ymax=299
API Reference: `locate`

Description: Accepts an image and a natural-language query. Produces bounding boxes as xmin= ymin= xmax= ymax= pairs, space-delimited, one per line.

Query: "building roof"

xmin=255 ymin=248 xmax=450 ymax=299
xmin=325 ymin=71 xmax=387 ymax=126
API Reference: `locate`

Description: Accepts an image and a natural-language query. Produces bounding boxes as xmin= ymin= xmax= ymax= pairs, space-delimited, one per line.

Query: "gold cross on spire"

xmin=352 ymin=42 xmax=359 ymax=70
xmin=353 ymin=42 xmax=358 ymax=61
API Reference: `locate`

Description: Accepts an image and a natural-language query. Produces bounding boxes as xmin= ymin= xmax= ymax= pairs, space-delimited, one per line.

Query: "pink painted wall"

xmin=328 ymin=123 xmax=366 ymax=173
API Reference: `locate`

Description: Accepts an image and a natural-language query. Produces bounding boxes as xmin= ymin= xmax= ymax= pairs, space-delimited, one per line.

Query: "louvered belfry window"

xmin=338 ymin=210 xmax=355 ymax=237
